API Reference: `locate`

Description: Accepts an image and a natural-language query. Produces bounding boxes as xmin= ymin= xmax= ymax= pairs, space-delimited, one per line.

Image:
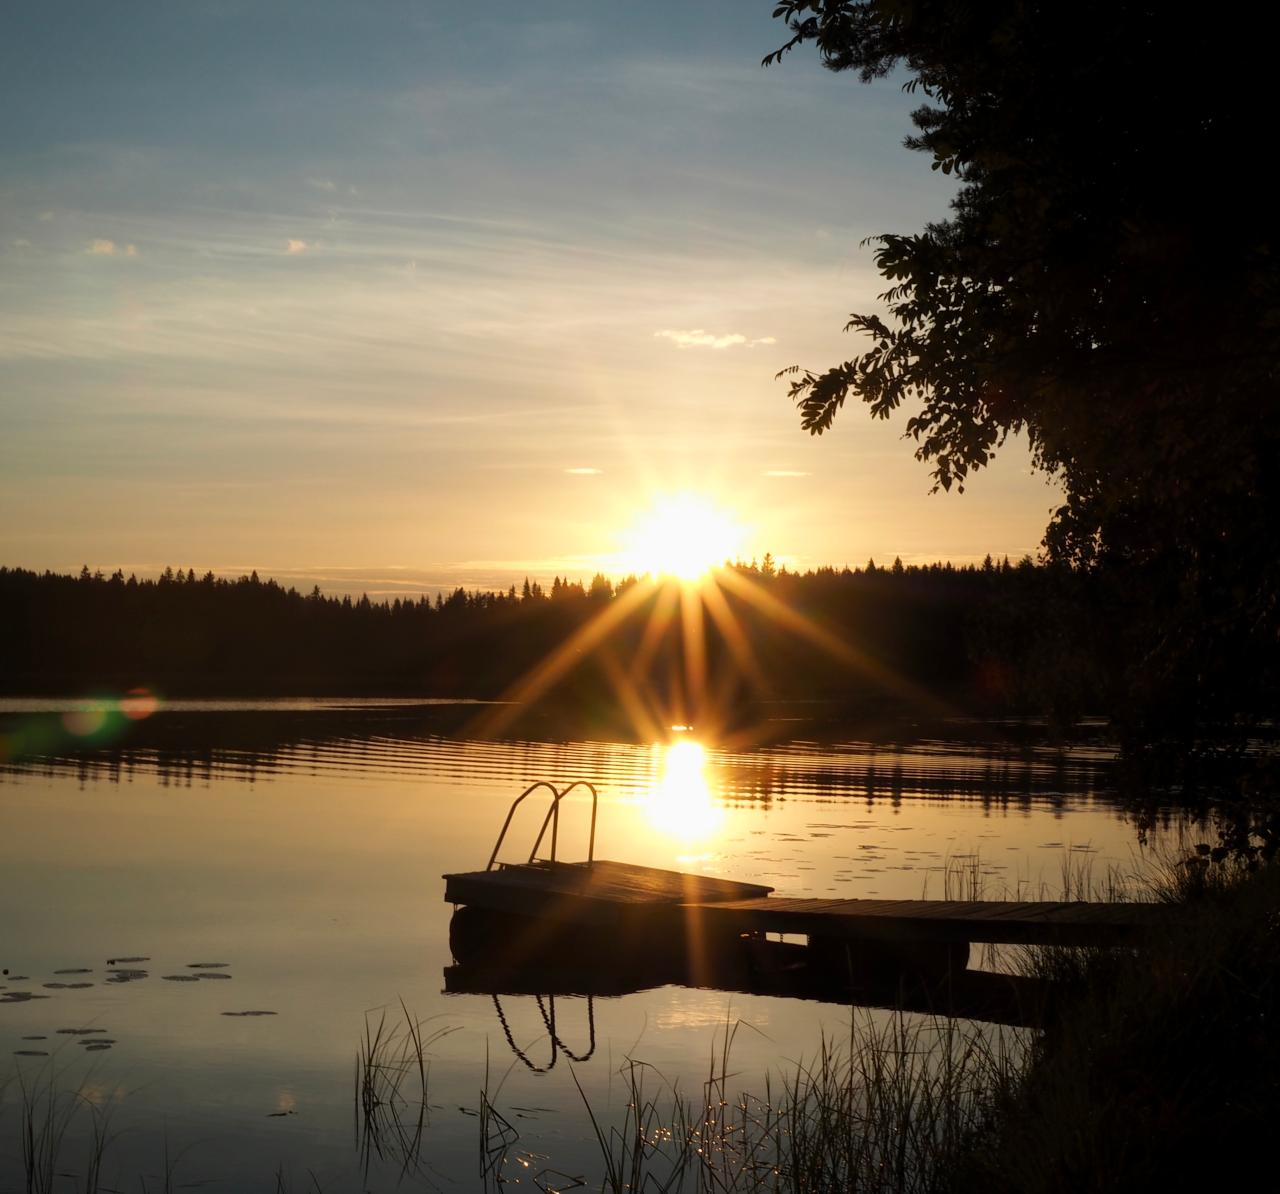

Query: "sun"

xmin=621 ymin=493 xmax=745 ymax=580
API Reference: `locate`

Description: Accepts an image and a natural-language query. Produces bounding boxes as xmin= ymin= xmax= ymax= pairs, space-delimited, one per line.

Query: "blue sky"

xmin=1 ymin=1 xmax=1057 ymax=595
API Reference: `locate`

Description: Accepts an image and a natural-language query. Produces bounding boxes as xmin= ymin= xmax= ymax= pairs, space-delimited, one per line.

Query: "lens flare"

xmin=62 ymin=707 xmax=108 ymax=737
xmin=120 ymin=688 xmax=159 ymax=720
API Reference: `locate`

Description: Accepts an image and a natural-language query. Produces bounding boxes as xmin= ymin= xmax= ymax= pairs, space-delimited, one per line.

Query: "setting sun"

xmin=620 ymin=493 xmax=746 ymax=580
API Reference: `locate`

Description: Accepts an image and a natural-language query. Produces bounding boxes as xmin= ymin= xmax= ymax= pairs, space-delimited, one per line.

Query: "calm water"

xmin=0 ymin=699 xmax=1155 ymax=1190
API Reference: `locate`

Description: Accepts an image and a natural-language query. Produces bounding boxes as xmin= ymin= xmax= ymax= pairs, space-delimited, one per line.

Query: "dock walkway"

xmin=683 ymin=895 xmax=1164 ymax=947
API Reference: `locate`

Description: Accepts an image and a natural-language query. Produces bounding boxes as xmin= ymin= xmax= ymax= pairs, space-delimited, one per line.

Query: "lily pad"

xmin=106 ymin=969 xmax=147 ymax=984
xmin=14 ymin=1050 xmax=48 ymax=1057
xmin=53 ymin=968 xmax=92 ymax=975
xmin=186 ymin=962 xmax=230 ymax=969
xmin=162 ymin=975 xmax=200 ymax=982
xmin=195 ymin=972 xmax=232 ymax=980
xmin=106 ymin=957 xmax=149 ymax=965
xmin=221 ymin=1010 xmax=277 ymax=1017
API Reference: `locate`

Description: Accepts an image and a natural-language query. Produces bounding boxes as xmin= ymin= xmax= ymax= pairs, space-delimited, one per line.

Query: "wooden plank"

xmin=443 ymin=860 xmax=773 ymax=925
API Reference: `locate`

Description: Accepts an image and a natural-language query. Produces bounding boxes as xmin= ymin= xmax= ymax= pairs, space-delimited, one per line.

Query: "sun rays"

xmin=470 ymin=490 xmax=953 ymax=753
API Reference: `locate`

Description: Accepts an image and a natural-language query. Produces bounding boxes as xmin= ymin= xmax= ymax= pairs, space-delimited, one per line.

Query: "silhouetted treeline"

xmin=0 ymin=558 xmax=1124 ymax=722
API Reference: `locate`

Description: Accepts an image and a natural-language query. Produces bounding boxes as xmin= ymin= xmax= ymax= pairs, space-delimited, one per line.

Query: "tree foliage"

xmin=766 ymin=1 xmax=1279 ymax=728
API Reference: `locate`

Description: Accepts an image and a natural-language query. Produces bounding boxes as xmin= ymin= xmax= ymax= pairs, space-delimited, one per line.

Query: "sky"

xmin=0 ymin=1 xmax=1059 ymax=597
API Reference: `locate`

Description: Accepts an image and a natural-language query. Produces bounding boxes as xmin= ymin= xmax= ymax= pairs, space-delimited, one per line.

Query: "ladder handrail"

xmin=485 ymin=779 xmax=599 ymax=871
xmin=485 ymin=781 xmax=561 ymax=871
xmin=534 ymin=780 xmax=598 ymax=866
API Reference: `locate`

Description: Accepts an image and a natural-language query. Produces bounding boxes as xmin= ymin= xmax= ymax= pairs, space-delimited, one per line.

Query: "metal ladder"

xmin=485 ymin=779 xmax=599 ymax=871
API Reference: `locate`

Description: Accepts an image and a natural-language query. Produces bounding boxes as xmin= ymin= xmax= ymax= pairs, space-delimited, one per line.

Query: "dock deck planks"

xmin=443 ymin=859 xmax=774 ymax=927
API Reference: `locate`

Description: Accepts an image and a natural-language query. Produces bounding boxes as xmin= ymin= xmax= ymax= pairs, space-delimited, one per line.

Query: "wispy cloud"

xmin=285 ymin=238 xmax=310 ymax=254
xmin=86 ymin=239 xmax=137 ymax=257
xmin=763 ymin=469 xmax=811 ymax=478
xmin=655 ymin=328 xmax=776 ymax=350
xmin=564 ymin=466 xmax=602 ymax=475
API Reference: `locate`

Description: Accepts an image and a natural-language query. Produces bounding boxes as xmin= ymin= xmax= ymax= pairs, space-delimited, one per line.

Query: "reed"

xmin=950 ymin=856 xmax=1280 ymax=1191
xmin=549 ymin=1011 xmax=1027 ymax=1194
xmin=354 ymin=999 xmax=455 ymax=1182
xmin=4 ymin=1059 xmax=115 ymax=1194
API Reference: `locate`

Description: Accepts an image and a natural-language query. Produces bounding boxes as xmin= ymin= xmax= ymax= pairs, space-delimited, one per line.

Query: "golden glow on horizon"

xmin=620 ymin=493 xmax=745 ymax=581
xmin=469 ymin=494 xmax=949 ymax=745
xmin=644 ymin=739 xmax=723 ymax=844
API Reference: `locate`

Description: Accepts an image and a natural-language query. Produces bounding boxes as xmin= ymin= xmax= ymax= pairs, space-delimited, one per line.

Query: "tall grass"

xmin=547 ymin=1012 xmax=1029 ymax=1194
xmin=354 ymin=1000 xmax=455 ymax=1181
xmin=476 ymin=1044 xmax=520 ymax=1192
xmin=926 ymin=845 xmax=1150 ymax=906
xmin=0 ymin=1059 xmax=115 ymax=1194
xmin=950 ymin=856 xmax=1280 ymax=1191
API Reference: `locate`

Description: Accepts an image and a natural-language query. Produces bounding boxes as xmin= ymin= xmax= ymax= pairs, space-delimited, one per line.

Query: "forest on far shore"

xmin=2 ymin=557 xmax=1134 ymax=728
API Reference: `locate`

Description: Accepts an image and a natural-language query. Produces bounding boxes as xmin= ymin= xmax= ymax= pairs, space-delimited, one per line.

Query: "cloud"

xmin=763 ymin=469 xmax=811 ymax=477
xmin=306 ymin=178 xmax=337 ymax=192
xmin=285 ymin=239 xmax=310 ymax=254
xmin=655 ymin=328 xmax=776 ymax=350
xmin=38 ymin=211 xmax=54 ymax=222
xmin=86 ymin=239 xmax=137 ymax=256
xmin=564 ymin=466 xmax=602 ymax=475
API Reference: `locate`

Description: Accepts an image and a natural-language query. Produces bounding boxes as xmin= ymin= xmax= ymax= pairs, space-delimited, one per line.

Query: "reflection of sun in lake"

xmin=644 ymin=740 xmax=723 ymax=848
xmin=620 ymin=493 xmax=745 ymax=581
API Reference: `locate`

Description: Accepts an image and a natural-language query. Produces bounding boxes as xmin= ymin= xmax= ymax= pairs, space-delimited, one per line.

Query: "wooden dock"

xmin=444 ymin=860 xmax=1166 ymax=949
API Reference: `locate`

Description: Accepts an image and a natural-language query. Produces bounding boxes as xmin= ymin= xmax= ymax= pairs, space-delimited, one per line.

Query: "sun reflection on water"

xmin=644 ymin=739 xmax=724 ymax=851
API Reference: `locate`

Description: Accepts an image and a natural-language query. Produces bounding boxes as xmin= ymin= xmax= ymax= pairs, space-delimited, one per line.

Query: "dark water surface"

xmin=0 ymin=699 xmax=1157 ymax=1190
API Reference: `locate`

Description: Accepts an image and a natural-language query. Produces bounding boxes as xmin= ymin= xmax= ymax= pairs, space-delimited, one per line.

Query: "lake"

xmin=0 ymin=699 xmax=1162 ymax=1190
